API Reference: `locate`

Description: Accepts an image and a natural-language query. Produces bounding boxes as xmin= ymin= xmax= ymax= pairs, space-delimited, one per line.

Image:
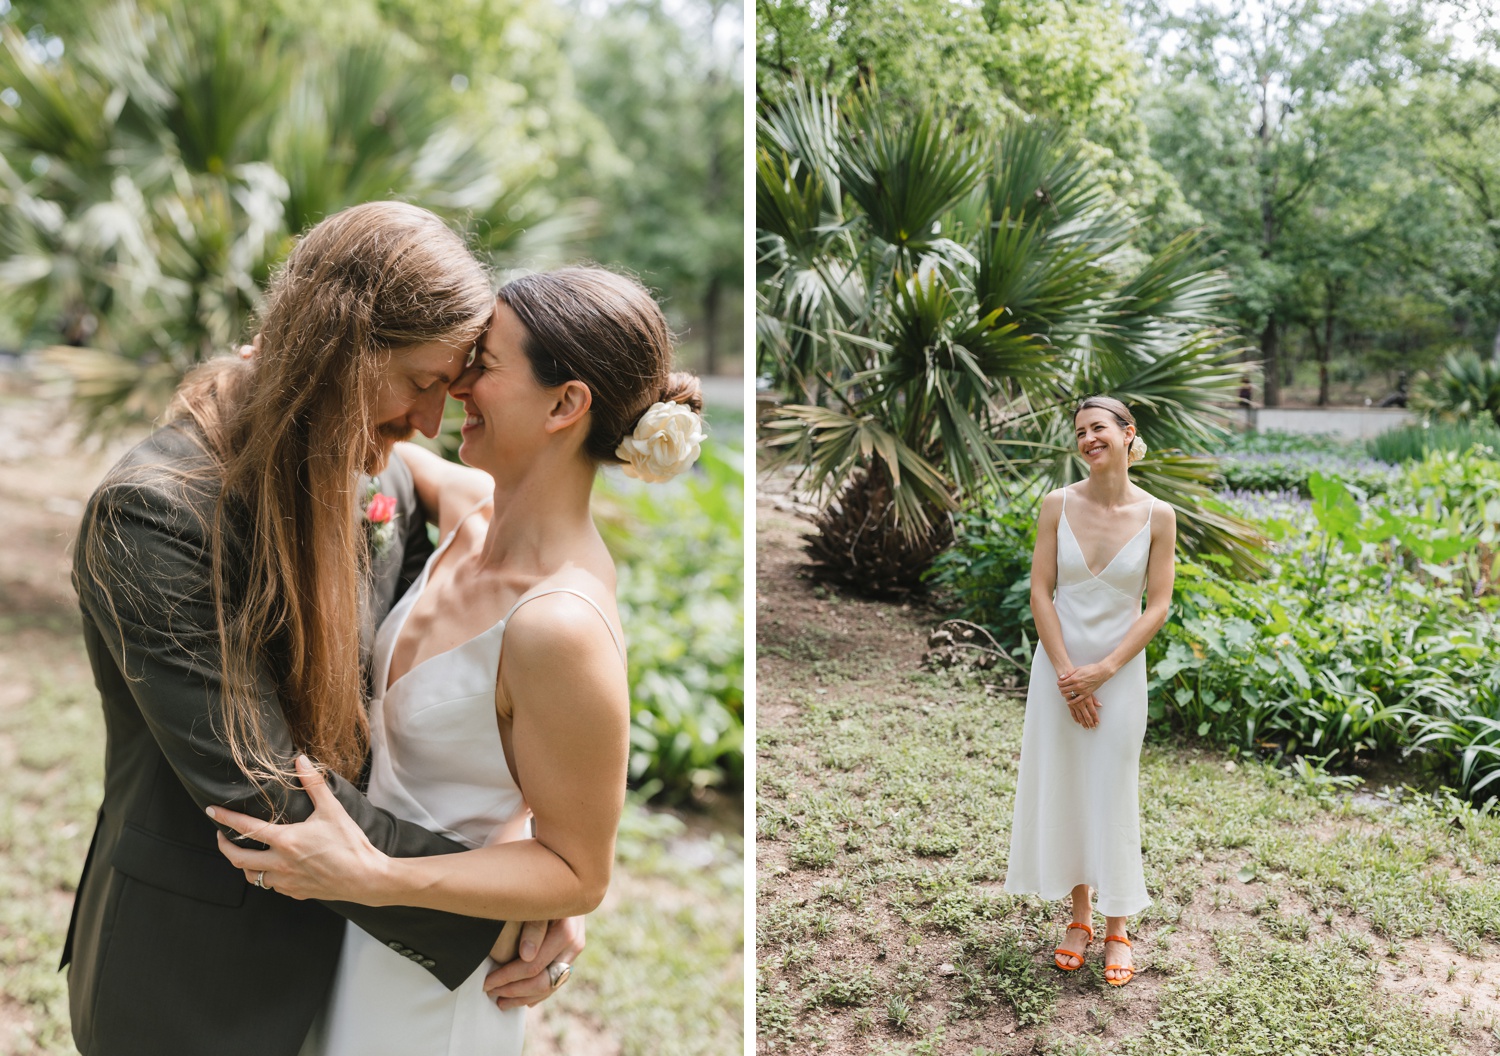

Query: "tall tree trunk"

xmin=703 ymin=275 xmax=721 ymax=376
xmin=1261 ymin=317 xmax=1281 ymax=407
xmin=1492 ymin=316 xmax=1500 ymax=366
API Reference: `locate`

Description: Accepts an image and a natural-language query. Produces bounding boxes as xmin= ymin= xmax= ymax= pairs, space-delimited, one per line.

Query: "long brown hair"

xmin=497 ymin=267 xmax=701 ymax=462
xmin=166 ymin=202 xmax=491 ymax=787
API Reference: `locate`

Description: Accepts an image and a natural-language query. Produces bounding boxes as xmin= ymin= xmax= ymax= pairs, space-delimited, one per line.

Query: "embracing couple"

xmin=61 ymin=201 xmax=706 ymax=1055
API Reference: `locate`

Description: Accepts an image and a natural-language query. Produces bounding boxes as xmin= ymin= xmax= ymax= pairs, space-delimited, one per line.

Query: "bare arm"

xmin=395 ymin=441 xmax=494 ymax=539
xmin=212 ymin=592 xmax=631 ymax=922
xmin=1029 ymin=490 xmax=1073 ymax=675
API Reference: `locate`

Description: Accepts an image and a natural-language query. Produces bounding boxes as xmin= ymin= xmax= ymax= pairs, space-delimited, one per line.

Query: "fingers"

xmin=205 ymin=804 xmax=279 ymax=843
xmin=215 ymin=830 xmax=277 ymax=871
xmin=518 ymin=919 xmax=548 ymax=963
xmin=484 ymin=916 xmax=587 ymax=1007
xmin=295 ymin=754 xmax=339 ymax=811
xmin=483 ymin=959 xmax=551 ymax=998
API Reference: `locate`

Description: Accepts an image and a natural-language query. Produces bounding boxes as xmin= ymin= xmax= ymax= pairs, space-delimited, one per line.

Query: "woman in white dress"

xmin=1003 ymin=395 xmax=1176 ymax=987
xmin=208 ymin=267 xmax=707 ymax=1053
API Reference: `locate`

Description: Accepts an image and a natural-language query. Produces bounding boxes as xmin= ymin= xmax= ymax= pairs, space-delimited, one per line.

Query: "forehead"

xmin=392 ymin=336 xmax=470 ymax=380
xmin=1074 ymin=407 xmax=1120 ymax=430
xmin=483 ymin=299 xmax=528 ymax=356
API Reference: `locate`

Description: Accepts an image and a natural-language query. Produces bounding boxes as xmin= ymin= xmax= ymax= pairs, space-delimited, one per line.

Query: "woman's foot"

xmin=1103 ymin=934 xmax=1134 ymax=985
xmin=1053 ymin=920 xmax=1092 ymax=971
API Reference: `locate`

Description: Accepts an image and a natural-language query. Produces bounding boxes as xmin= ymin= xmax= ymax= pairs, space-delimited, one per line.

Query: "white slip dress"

xmin=1003 ymin=487 xmax=1154 ymax=918
xmin=304 ymin=509 xmax=625 ymax=1056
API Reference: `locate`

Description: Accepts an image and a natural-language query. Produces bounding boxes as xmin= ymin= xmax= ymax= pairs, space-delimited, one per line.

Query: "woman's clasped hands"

xmin=1057 ymin=661 xmax=1115 ymax=729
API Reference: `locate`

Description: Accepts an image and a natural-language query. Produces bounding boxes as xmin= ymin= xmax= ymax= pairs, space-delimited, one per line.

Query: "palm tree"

xmin=757 ymin=84 xmax=1264 ymax=594
xmin=0 ymin=0 xmax=579 ymax=433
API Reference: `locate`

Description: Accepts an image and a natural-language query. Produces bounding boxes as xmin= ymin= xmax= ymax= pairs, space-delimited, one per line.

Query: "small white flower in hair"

xmin=615 ymin=401 xmax=706 ymax=482
xmin=1128 ymin=435 xmax=1148 ymax=464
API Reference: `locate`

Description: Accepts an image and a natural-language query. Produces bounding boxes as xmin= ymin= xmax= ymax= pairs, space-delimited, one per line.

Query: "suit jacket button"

xmin=421 ymin=959 xmax=436 ymax=968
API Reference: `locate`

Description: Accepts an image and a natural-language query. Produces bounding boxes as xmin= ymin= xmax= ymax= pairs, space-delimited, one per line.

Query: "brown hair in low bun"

xmin=497 ymin=266 xmax=700 ymax=463
xmin=659 ymin=371 xmax=704 ymax=415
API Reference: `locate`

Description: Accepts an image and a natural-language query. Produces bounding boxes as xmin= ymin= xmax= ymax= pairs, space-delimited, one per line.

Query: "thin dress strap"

xmin=501 ymin=587 xmax=627 ymax=665
xmin=439 ymin=496 xmax=494 ymax=549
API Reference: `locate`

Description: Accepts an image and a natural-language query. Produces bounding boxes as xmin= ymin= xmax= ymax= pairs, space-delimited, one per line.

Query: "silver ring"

xmin=254 ymin=870 xmax=267 ymax=889
xmin=547 ymin=961 xmax=572 ymax=990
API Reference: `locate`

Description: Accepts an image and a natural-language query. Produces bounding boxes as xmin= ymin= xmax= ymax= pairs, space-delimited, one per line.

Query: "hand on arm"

xmin=211 ymin=591 xmax=630 ymax=922
xmin=80 ymin=477 xmax=502 ymax=985
xmin=211 ymin=759 xmax=587 ymax=1007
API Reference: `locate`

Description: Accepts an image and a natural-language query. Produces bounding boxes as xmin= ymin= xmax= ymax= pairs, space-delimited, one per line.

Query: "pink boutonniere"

xmin=366 ymin=492 xmax=397 ymax=525
xmin=363 ymin=480 xmax=398 ymax=558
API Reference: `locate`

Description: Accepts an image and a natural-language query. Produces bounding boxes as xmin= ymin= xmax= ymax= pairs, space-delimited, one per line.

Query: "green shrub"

xmin=597 ymin=439 xmax=744 ymax=803
xmin=924 ymin=498 xmax=1038 ymax=656
xmin=1217 ymin=450 xmax=1399 ymax=497
xmin=1217 ymin=430 xmax=1361 ymax=456
xmin=1150 ymin=462 xmax=1500 ymax=801
xmin=1415 ymin=351 xmax=1500 ymax=427
xmin=1368 ymin=418 xmax=1500 ymax=464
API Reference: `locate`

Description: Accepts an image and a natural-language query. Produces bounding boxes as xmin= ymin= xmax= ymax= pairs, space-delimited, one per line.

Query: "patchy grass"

xmin=755 ymin=486 xmax=1500 ymax=1056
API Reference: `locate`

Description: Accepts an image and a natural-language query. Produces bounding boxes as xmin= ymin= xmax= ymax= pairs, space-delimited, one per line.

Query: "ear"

xmin=544 ymin=379 xmax=593 ymax=434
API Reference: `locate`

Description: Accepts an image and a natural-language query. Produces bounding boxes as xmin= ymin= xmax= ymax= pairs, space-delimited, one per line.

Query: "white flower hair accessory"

xmin=1128 ymin=435 xmax=1148 ymax=464
xmin=615 ymin=400 xmax=706 ymax=482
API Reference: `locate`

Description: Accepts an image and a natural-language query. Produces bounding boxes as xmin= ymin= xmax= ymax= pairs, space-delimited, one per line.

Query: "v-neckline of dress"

xmin=1061 ymin=503 xmax=1152 ymax=581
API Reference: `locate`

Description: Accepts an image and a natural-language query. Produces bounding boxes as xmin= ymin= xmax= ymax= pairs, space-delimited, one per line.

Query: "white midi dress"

xmin=303 ymin=516 xmax=625 ymax=1056
xmin=1003 ymin=488 xmax=1154 ymax=918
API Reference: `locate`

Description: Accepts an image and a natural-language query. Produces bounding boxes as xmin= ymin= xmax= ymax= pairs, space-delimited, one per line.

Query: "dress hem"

xmin=1002 ymin=880 xmax=1150 ymax=919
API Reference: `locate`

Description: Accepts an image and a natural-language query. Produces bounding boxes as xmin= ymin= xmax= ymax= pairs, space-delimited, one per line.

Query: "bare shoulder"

xmin=1147 ymin=495 xmax=1177 ymax=534
xmin=501 ymin=579 xmax=623 ymax=672
xmin=1038 ymin=487 xmax=1066 ymax=520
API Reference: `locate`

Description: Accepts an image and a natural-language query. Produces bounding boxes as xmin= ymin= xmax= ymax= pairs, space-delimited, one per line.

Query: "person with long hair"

xmin=207 ymin=267 xmax=707 ymax=1055
xmin=1003 ymin=395 xmax=1177 ymax=987
xmin=66 ymin=203 xmax=577 ymax=1056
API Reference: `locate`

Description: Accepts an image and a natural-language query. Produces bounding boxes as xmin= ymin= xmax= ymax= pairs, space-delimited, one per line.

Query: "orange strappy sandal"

xmin=1053 ymin=921 xmax=1092 ymax=971
xmin=1104 ymin=934 xmax=1134 ymax=986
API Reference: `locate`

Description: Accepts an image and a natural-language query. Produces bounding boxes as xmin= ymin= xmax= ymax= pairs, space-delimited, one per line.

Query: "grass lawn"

xmin=756 ymin=486 xmax=1500 ymax=1056
xmin=0 ymin=390 xmax=742 ymax=1056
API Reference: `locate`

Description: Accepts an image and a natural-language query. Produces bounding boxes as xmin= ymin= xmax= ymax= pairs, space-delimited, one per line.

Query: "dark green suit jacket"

xmin=62 ymin=422 xmax=503 ymax=1056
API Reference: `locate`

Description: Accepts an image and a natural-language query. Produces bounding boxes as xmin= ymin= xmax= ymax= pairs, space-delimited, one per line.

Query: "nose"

xmin=409 ymin=387 xmax=448 ymax=439
xmin=448 ymin=363 xmax=479 ymax=401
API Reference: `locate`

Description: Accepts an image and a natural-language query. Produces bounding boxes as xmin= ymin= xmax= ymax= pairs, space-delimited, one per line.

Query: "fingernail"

xmin=296 ymin=754 xmax=310 ymax=767
xmin=521 ymin=942 xmax=536 ymax=959
xmin=205 ymin=806 xmax=217 ymax=819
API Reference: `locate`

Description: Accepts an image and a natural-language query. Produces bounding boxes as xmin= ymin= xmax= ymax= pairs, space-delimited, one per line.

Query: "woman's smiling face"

xmin=1074 ymin=407 xmax=1134 ymax=467
xmin=447 ymin=300 xmax=560 ymax=474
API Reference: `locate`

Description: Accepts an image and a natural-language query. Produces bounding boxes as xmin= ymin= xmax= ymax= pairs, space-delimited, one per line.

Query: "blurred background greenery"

xmin=0 ymin=0 xmax=743 ymax=427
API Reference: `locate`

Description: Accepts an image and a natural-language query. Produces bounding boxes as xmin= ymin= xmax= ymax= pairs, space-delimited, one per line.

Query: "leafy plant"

xmin=936 ymin=443 xmax=1500 ymax=802
xmin=1368 ymin=418 xmax=1500 ymax=463
xmin=1217 ymin=451 xmax=1399 ymax=498
xmin=1415 ymin=352 xmax=1500 ymax=427
xmin=596 ymin=439 xmax=744 ymax=803
xmin=0 ymin=0 xmax=572 ymax=433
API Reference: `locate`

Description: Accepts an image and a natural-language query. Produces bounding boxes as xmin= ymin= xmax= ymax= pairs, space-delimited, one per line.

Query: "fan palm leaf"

xmin=757 ymin=83 xmax=1266 ymax=590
